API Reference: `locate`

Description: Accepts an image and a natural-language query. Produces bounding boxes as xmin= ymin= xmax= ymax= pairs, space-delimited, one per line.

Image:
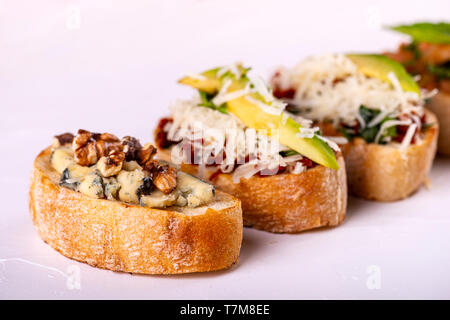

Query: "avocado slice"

xmin=179 ymin=65 xmax=250 ymax=94
xmin=227 ymin=96 xmax=339 ymax=170
xmin=179 ymin=68 xmax=221 ymax=94
xmin=389 ymin=22 xmax=450 ymax=44
xmin=346 ymin=54 xmax=421 ymax=95
xmin=178 ymin=73 xmax=339 ymax=170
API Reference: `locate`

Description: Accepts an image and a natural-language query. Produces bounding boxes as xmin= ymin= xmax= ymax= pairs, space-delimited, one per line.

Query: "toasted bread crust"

xmin=426 ymin=92 xmax=450 ymax=155
xmin=341 ymin=110 xmax=438 ymax=201
xmin=157 ymin=151 xmax=347 ymax=233
xmin=29 ymin=148 xmax=243 ymax=274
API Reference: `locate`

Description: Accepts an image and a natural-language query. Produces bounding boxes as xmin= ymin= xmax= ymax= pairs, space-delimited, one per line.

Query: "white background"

xmin=1 ymin=0 xmax=450 ymax=299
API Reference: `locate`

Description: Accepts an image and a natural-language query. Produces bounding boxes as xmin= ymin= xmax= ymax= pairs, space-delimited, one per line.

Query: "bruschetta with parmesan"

xmin=385 ymin=22 xmax=450 ymax=155
xmin=154 ymin=64 xmax=347 ymax=233
xmin=29 ymin=130 xmax=243 ymax=274
xmin=272 ymin=54 xmax=438 ymax=201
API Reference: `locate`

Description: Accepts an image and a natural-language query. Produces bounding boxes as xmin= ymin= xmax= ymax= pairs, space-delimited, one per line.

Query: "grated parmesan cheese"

xmin=292 ymin=162 xmax=306 ymax=174
xmin=297 ymin=127 xmax=319 ymax=139
xmin=166 ymin=97 xmax=313 ymax=182
xmin=367 ymin=108 xmax=390 ymax=128
xmin=374 ymin=119 xmax=411 ymax=144
xmin=279 ymin=54 xmax=425 ymax=125
xmin=170 ymin=64 xmax=342 ymax=181
xmin=400 ymin=123 xmax=418 ymax=150
xmin=315 ymin=135 xmax=340 ymax=152
xmin=212 ymin=87 xmax=249 ymax=106
xmin=275 ymin=54 xmax=429 ymax=149
xmin=249 ymin=75 xmax=274 ymax=102
xmin=245 ymin=96 xmax=284 ymax=115
xmin=217 ymin=63 xmax=244 ymax=79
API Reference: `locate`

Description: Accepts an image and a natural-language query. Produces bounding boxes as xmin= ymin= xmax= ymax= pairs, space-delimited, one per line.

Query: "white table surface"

xmin=1 ymin=0 xmax=450 ymax=299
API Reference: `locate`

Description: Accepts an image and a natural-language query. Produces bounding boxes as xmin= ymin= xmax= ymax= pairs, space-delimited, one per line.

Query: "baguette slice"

xmin=157 ymin=151 xmax=347 ymax=233
xmin=320 ymin=109 xmax=438 ymax=201
xmin=426 ymin=92 xmax=450 ymax=155
xmin=29 ymin=147 xmax=243 ymax=274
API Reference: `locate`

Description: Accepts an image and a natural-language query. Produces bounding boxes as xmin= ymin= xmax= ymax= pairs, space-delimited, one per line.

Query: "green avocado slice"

xmin=346 ymin=54 xmax=421 ymax=95
xmin=227 ymin=96 xmax=339 ymax=170
xmin=179 ymin=68 xmax=221 ymax=94
xmin=178 ymin=73 xmax=339 ymax=170
xmin=389 ymin=22 xmax=450 ymax=44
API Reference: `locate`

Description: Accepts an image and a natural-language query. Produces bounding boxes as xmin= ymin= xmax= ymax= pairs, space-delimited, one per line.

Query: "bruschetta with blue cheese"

xmin=29 ymin=130 xmax=243 ymax=274
xmin=272 ymin=53 xmax=438 ymax=201
xmin=154 ymin=64 xmax=347 ymax=233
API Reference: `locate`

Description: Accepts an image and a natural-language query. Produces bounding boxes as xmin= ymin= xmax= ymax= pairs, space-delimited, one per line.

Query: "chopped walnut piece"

xmin=72 ymin=129 xmax=124 ymax=166
xmin=52 ymin=132 xmax=75 ymax=148
xmin=95 ymin=133 xmax=122 ymax=158
xmin=137 ymin=143 xmax=157 ymax=169
xmin=153 ymin=166 xmax=177 ymax=194
xmin=74 ymin=142 xmax=98 ymax=166
xmin=99 ymin=133 xmax=120 ymax=143
xmin=74 ymin=129 xmax=93 ymax=146
xmin=73 ymin=130 xmax=98 ymax=166
xmin=95 ymin=139 xmax=107 ymax=158
xmin=97 ymin=149 xmax=125 ymax=177
xmin=136 ymin=142 xmax=177 ymax=194
xmin=122 ymin=136 xmax=142 ymax=161
xmin=107 ymin=143 xmax=124 ymax=154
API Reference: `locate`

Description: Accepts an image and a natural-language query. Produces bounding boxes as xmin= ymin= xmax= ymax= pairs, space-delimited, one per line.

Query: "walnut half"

xmin=121 ymin=136 xmax=142 ymax=161
xmin=72 ymin=129 xmax=123 ymax=166
xmin=73 ymin=130 xmax=98 ymax=166
xmin=52 ymin=132 xmax=75 ymax=148
xmin=153 ymin=166 xmax=177 ymax=194
xmin=97 ymin=149 xmax=125 ymax=177
xmin=137 ymin=143 xmax=157 ymax=170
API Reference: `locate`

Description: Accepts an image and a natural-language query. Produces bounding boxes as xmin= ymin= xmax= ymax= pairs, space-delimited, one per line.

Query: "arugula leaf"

xmin=340 ymin=106 xmax=398 ymax=144
xmin=385 ymin=123 xmax=397 ymax=138
xmin=279 ymin=150 xmax=299 ymax=157
xmin=422 ymin=122 xmax=435 ymax=130
xmin=359 ymin=105 xmax=380 ymax=124
xmin=338 ymin=127 xmax=353 ymax=141
xmin=378 ymin=118 xmax=397 ymax=144
xmin=198 ymin=90 xmax=228 ymax=114
xmin=360 ymin=126 xmax=379 ymax=143
xmin=389 ymin=22 xmax=450 ymax=44
xmin=428 ymin=63 xmax=450 ymax=79
xmin=404 ymin=42 xmax=422 ymax=61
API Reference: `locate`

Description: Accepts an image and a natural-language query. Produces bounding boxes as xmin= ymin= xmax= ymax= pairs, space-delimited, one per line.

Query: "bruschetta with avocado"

xmin=154 ymin=64 xmax=347 ymax=233
xmin=385 ymin=22 xmax=450 ymax=155
xmin=29 ymin=130 xmax=243 ymax=274
xmin=272 ymin=54 xmax=438 ymax=201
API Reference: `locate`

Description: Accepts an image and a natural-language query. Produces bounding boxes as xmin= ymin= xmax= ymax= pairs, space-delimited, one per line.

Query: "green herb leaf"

xmin=385 ymin=124 xmax=397 ymax=138
xmin=198 ymin=90 xmax=228 ymax=114
xmin=343 ymin=106 xmax=399 ymax=144
xmin=428 ymin=63 xmax=450 ymax=79
xmin=389 ymin=22 xmax=450 ymax=44
xmin=360 ymin=126 xmax=379 ymax=143
xmin=422 ymin=122 xmax=435 ymax=130
xmin=338 ymin=128 xmax=354 ymax=141
xmin=405 ymin=42 xmax=422 ymax=60
xmin=359 ymin=105 xmax=380 ymax=124
xmin=279 ymin=150 xmax=299 ymax=157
